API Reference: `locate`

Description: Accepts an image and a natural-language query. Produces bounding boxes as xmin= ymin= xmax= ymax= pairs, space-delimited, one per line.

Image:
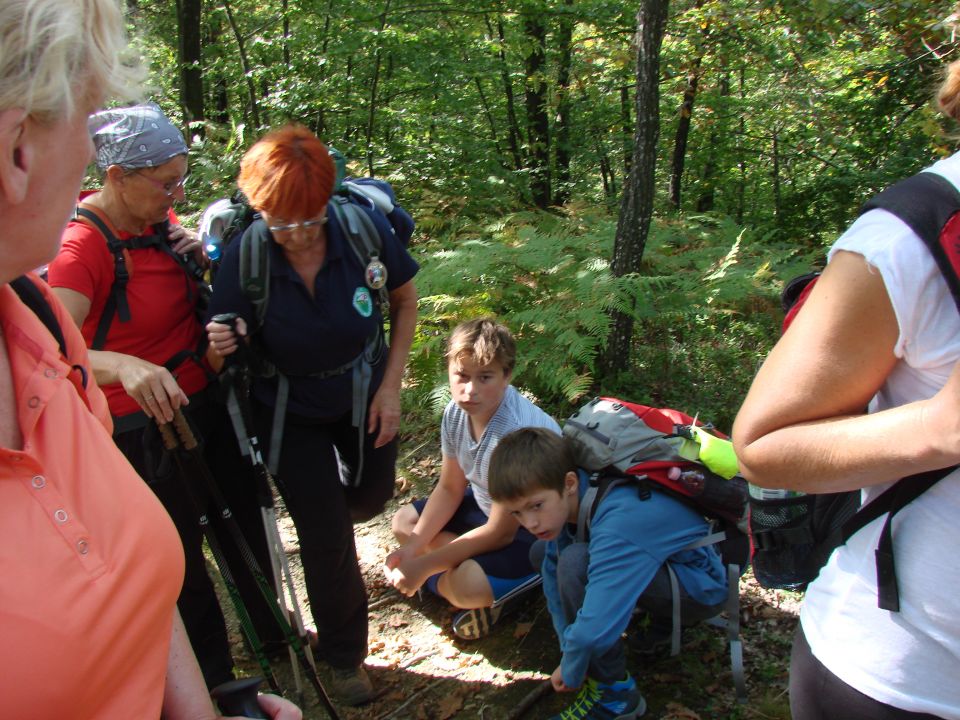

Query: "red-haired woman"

xmin=206 ymin=125 xmax=418 ymax=706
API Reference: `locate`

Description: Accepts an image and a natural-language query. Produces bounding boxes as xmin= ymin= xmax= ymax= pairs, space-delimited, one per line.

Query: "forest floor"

xmin=224 ymin=437 xmax=799 ymax=720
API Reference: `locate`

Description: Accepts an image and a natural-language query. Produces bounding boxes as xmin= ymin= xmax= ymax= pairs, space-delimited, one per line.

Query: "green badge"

xmin=353 ymin=287 xmax=373 ymax=317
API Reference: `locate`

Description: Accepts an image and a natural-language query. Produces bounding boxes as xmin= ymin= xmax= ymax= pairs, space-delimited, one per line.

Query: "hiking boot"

xmin=549 ymin=675 xmax=646 ymax=720
xmin=328 ymin=664 xmax=374 ymax=706
xmin=452 ymin=605 xmax=503 ymax=640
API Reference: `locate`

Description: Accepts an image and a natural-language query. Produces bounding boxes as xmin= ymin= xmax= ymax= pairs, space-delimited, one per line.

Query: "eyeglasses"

xmin=267 ymin=217 xmax=328 ymax=233
xmin=135 ymin=171 xmax=190 ymax=197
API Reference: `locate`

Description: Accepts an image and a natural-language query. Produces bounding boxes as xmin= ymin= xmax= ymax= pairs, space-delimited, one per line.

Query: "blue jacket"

xmin=541 ymin=470 xmax=727 ymax=688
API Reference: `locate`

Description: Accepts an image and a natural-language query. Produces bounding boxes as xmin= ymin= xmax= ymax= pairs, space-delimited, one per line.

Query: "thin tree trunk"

xmin=668 ymin=54 xmax=702 ymax=209
xmin=488 ymin=15 xmax=524 ymax=172
xmin=223 ymin=0 xmax=261 ymax=129
xmin=365 ymin=0 xmax=393 ymax=176
xmin=620 ymin=86 xmax=633 ymax=178
xmin=601 ymin=0 xmax=670 ymax=377
xmin=553 ymin=0 xmax=575 ymax=206
xmin=282 ymin=0 xmax=291 ymax=67
xmin=177 ymin=0 xmax=204 ymax=136
xmin=696 ymin=72 xmax=729 ymax=212
xmin=772 ymin=127 xmax=781 ymax=225
xmin=523 ymin=4 xmax=551 ymax=209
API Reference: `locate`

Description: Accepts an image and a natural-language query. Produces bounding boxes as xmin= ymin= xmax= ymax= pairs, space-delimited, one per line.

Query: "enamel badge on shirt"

xmin=353 ymin=287 xmax=373 ymax=317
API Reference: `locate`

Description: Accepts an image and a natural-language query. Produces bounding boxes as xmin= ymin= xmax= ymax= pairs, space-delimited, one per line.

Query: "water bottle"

xmin=747 ymin=484 xmax=803 ymax=502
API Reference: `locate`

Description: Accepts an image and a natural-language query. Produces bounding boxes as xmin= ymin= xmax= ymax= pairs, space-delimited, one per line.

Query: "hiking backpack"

xmin=747 ymin=170 xmax=960 ymax=613
xmin=198 ymin=151 xmax=415 ymax=479
xmin=562 ymin=397 xmax=749 ymax=702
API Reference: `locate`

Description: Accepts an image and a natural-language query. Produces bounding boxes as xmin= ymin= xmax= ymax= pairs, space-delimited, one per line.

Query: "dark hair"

xmin=489 ymin=427 xmax=575 ymax=501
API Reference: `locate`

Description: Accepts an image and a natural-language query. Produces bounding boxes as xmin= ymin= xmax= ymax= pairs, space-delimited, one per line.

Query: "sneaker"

xmin=549 ymin=675 xmax=646 ymax=720
xmin=452 ymin=605 xmax=503 ymax=640
xmin=328 ymin=664 xmax=374 ymax=706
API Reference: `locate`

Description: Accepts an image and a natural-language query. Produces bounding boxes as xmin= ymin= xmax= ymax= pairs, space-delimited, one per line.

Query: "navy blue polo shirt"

xmin=207 ymin=202 xmax=419 ymax=420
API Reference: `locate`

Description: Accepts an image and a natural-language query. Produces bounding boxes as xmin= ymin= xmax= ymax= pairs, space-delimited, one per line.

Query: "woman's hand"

xmin=206 ymin=317 xmax=248 ymax=359
xmin=115 ymin=355 xmax=188 ymax=423
xmin=168 ymin=222 xmax=204 ymax=262
xmin=222 ymin=693 xmax=302 ymax=720
xmin=368 ymin=383 xmax=401 ymax=448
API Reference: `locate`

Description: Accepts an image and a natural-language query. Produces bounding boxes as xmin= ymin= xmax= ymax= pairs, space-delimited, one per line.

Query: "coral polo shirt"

xmin=0 ymin=277 xmax=184 ymax=718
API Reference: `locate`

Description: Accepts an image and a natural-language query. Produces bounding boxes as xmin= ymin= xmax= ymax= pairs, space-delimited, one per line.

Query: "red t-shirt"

xmin=47 ymin=200 xmax=209 ymax=417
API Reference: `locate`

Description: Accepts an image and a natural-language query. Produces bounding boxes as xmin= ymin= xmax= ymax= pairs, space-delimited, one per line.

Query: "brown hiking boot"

xmin=329 ymin=664 xmax=374 ymax=706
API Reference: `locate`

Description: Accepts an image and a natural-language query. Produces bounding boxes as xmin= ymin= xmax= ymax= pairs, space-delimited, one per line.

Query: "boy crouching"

xmin=489 ymin=427 xmax=728 ymax=720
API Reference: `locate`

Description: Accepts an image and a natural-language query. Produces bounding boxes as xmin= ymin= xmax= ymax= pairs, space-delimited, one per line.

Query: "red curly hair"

xmin=238 ymin=124 xmax=335 ymax=219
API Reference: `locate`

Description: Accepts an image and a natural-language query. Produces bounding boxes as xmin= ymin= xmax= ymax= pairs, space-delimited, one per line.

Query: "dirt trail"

xmin=225 ymin=445 xmax=799 ymax=720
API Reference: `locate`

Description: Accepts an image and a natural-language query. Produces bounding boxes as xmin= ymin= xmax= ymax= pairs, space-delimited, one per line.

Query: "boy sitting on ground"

xmin=385 ymin=318 xmax=560 ymax=639
xmin=488 ymin=427 xmax=728 ymax=720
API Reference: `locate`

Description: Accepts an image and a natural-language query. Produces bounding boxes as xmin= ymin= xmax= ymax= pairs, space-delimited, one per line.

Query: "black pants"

xmin=114 ymin=390 xmax=281 ymax=688
xmin=257 ymin=399 xmax=397 ymax=669
xmin=790 ymin=624 xmax=943 ymax=720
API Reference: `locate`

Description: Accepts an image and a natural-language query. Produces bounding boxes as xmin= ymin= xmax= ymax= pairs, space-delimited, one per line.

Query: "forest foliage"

xmin=130 ymin=0 xmax=958 ymax=430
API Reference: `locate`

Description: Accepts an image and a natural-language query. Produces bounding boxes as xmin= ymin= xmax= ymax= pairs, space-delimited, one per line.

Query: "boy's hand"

xmin=550 ymin=665 xmax=574 ymax=693
xmin=383 ymin=553 xmax=430 ymax=597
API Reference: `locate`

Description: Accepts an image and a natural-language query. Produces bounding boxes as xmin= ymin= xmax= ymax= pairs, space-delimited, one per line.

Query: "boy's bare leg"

xmin=437 ymin=559 xmax=494 ymax=608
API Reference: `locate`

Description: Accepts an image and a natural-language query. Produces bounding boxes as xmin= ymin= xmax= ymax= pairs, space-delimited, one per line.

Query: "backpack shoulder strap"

xmin=9 ymin=275 xmax=91 ymax=404
xmin=238 ymin=221 xmax=271 ymax=330
xmin=10 ymin=275 xmax=69 ymax=357
xmin=861 ymin=171 xmax=960 ymax=312
xmin=75 ymin=206 xmax=131 ymax=349
xmin=329 ymin=196 xmax=390 ymax=308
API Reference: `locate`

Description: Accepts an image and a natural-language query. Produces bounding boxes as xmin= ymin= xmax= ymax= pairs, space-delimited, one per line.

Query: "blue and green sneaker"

xmin=549 ymin=675 xmax=646 ymax=720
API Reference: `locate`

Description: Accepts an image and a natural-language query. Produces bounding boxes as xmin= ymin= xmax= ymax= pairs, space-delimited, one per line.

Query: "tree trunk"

xmin=522 ymin=5 xmax=551 ymax=209
xmin=176 ymin=0 xmax=204 ymax=136
xmin=223 ymin=0 xmax=261 ymax=130
xmin=620 ymin=86 xmax=633 ymax=178
xmin=365 ymin=0 xmax=393 ymax=176
xmin=600 ymin=0 xmax=670 ymax=377
xmin=668 ymin=54 xmax=702 ymax=209
xmin=696 ymin=72 xmax=729 ymax=212
xmin=552 ymin=0 xmax=575 ymax=206
xmin=487 ymin=15 xmax=524 ymax=172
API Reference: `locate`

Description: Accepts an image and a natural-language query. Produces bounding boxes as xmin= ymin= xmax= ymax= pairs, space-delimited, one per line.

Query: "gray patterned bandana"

xmin=89 ymin=103 xmax=189 ymax=170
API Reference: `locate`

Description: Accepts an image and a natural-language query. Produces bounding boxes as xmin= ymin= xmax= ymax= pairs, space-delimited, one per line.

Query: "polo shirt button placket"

xmin=27 ymin=396 xmax=40 ymax=408
xmin=31 ymin=475 xmax=45 ymax=489
xmin=76 ymin=538 xmax=90 ymax=556
xmin=44 ymin=368 xmax=57 ymax=379
xmin=54 ymin=509 xmax=68 ymax=523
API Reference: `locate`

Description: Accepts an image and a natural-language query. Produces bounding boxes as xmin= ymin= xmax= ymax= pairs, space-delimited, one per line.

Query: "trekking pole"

xmin=211 ymin=677 xmax=269 ymax=719
xmin=212 ymin=313 xmax=342 ymax=720
xmin=156 ymin=420 xmax=281 ymax=694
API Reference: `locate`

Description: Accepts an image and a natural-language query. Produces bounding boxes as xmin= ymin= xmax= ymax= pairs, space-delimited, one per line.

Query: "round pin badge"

xmin=365 ymin=259 xmax=388 ymax=290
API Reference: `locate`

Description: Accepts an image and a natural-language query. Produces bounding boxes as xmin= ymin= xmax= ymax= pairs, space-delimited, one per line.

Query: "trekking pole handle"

xmin=210 ymin=676 xmax=269 ymax=719
xmin=172 ymin=407 xmax=200 ymax=451
xmin=211 ymin=312 xmax=248 ymax=367
xmin=157 ymin=421 xmax=179 ymax=451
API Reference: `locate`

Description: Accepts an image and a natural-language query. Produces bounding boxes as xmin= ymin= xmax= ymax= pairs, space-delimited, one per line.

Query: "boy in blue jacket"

xmin=489 ymin=427 xmax=728 ymax=720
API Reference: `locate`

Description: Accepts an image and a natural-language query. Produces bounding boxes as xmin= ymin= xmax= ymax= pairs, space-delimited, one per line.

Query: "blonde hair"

xmin=0 ymin=0 xmax=138 ymax=122
xmin=938 ymin=59 xmax=960 ymax=123
xmin=446 ymin=317 xmax=517 ymax=374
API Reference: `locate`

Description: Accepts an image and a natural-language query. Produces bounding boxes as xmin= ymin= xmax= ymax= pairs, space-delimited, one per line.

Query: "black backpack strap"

xmin=9 ymin=275 xmax=90 ymax=403
xmin=75 ymin=207 xmax=131 ymax=349
xmin=861 ymin=172 xmax=960 ymax=313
